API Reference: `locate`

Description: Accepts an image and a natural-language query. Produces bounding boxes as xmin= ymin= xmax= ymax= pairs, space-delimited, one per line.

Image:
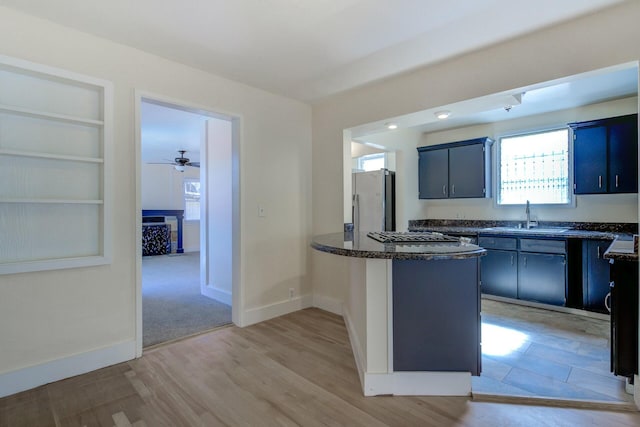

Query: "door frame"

xmin=134 ymin=90 xmax=242 ymax=357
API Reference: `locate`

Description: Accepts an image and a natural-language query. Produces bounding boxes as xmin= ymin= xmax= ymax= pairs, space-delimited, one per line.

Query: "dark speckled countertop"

xmin=408 ymin=219 xmax=636 ymax=240
xmin=603 ymin=236 xmax=638 ymax=262
xmin=311 ymin=232 xmax=485 ymax=260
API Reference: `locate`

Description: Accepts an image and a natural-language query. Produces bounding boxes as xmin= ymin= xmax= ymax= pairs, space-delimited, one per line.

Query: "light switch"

xmin=258 ymin=204 xmax=266 ymax=217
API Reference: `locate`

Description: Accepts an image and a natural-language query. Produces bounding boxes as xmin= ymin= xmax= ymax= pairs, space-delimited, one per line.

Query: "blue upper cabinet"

xmin=608 ymin=118 xmax=638 ymax=193
xmin=570 ymin=114 xmax=638 ymax=195
xmin=417 ymin=137 xmax=492 ymax=199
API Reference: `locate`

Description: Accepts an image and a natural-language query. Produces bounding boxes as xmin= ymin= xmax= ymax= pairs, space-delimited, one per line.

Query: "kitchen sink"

xmin=481 ymin=226 xmax=570 ymax=233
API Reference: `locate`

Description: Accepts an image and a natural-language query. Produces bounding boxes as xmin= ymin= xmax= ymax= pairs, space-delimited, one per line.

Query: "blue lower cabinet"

xmin=582 ymin=240 xmax=611 ymax=313
xmin=480 ymin=249 xmax=518 ymax=298
xmin=392 ymin=258 xmax=481 ymax=375
xmin=479 ymin=235 xmax=567 ymax=307
xmin=518 ymin=252 xmax=566 ymax=306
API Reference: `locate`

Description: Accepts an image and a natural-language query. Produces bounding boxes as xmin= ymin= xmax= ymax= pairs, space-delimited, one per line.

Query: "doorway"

xmin=135 ymin=95 xmax=239 ymax=351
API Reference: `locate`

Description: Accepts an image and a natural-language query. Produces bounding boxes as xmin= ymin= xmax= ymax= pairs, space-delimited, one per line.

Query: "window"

xmin=184 ymin=179 xmax=201 ymax=221
xmin=357 ymin=153 xmax=385 ymax=171
xmin=498 ymin=129 xmax=570 ymax=205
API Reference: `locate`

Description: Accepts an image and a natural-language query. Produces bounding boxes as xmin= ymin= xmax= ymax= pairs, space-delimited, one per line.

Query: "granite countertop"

xmin=311 ymin=232 xmax=486 ymax=261
xmin=408 ymin=219 xmax=636 ymax=241
xmin=604 ymin=236 xmax=638 ymax=262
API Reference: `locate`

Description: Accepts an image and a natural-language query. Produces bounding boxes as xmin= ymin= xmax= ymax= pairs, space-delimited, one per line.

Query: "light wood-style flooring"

xmin=1 ymin=308 xmax=639 ymax=426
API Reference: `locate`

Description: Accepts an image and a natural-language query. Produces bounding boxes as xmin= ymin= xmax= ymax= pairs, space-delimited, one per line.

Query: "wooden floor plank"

xmin=1 ymin=308 xmax=639 ymax=426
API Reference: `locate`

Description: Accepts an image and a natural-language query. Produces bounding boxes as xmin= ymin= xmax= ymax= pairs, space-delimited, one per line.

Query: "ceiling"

xmin=350 ymin=63 xmax=639 ymax=139
xmin=0 ymin=0 xmax=627 ymax=102
xmin=141 ymin=101 xmax=208 ymax=164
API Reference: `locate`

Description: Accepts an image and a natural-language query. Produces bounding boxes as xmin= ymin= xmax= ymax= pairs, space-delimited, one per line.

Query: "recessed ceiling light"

xmin=435 ymin=110 xmax=451 ymax=120
xmin=386 ymin=123 xmax=398 ymax=130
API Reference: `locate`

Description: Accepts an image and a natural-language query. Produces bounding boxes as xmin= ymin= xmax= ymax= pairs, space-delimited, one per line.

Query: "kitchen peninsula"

xmin=311 ymin=231 xmax=485 ymax=396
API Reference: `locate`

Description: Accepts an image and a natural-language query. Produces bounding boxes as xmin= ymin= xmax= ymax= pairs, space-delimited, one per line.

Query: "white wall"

xmin=0 ymin=6 xmax=311 ymax=395
xmin=312 ymin=0 xmax=640 ymax=316
xmin=141 ymin=164 xmax=201 ymax=252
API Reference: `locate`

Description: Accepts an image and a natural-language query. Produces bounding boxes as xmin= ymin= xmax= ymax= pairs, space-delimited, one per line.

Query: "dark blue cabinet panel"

xmin=610 ymin=260 xmax=639 ymax=377
xmin=393 ymin=258 xmax=480 ymax=375
xmin=573 ymin=126 xmax=607 ymax=194
xmin=608 ymin=120 xmax=638 ymax=193
xmin=582 ymin=240 xmax=611 ymax=313
xmin=418 ymin=148 xmax=448 ymax=199
xmin=480 ymin=249 xmax=518 ymax=299
xmin=571 ymin=114 xmax=637 ymax=195
xmin=417 ymin=137 xmax=492 ymax=199
xmin=449 ymin=143 xmax=486 ymax=198
xmin=518 ymin=252 xmax=566 ymax=306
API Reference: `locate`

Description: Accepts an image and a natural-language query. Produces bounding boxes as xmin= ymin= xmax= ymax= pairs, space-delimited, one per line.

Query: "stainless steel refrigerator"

xmin=352 ymin=169 xmax=395 ymax=232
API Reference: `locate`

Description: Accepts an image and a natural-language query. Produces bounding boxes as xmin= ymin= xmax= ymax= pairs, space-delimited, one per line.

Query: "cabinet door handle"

xmin=616 ymin=174 xmax=619 ymax=188
xmin=523 ymin=256 xmax=527 ymax=267
xmin=597 ymin=246 xmax=601 ymax=259
xmin=442 ymin=185 xmax=446 ymax=195
xmin=598 ymin=175 xmax=602 ymax=188
xmin=510 ymin=255 xmax=514 ymax=266
xmin=451 ymin=184 xmax=455 ymax=195
xmin=605 ymin=292 xmax=611 ymax=313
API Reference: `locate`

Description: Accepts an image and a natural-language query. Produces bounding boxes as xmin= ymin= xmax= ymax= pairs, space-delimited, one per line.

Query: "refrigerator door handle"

xmin=353 ymin=194 xmax=360 ymax=232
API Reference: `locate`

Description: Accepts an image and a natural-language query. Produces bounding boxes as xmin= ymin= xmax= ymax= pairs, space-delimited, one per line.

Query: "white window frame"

xmin=357 ymin=152 xmax=386 ymax=171
xmin=495 ymin=127 xmax=574 ymax=207
xmin=184 ymin=178 xmax=201 ymax=221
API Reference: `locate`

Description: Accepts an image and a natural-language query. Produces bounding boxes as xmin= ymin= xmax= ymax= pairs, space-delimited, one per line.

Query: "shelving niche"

xmin=0 ymin=55 xmax=112 ymax=274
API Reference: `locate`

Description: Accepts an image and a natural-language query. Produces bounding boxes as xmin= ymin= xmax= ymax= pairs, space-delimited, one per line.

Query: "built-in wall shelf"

xmin=0 ymin=149 xmax=104 ymax=163
xmin=0 ymin=103 xmax=104 ymax=127
xmin=0 ymin=198 xmax=104 ymax=204
xmin=0 ymin=54 xmax=112 ymax=275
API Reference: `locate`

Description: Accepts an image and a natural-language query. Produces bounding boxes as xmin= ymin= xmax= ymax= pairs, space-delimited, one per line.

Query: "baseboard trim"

xmin=473 ymin=391 xmax=639 ymax=411
xmin=242 ymin=294 xmax=313 ymax=326
xmin=0 ymin=340 xmax=136 ymax=398
xmin=364 ymin=372 xmax=472 ymax=397
xmin=312 ymin=295 xmax=343 ymax=316
xmin=201 ymin=285 xmax=232 ymax=306
xmin=343 ymin=308 xmax=366 ymax=387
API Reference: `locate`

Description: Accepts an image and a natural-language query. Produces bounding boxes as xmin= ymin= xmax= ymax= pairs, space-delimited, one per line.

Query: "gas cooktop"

xmin=366 ymin=231 xmax=460 ymax=244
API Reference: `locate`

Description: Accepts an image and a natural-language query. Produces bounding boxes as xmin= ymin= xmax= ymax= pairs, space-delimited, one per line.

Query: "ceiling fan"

xmin=149 ymin=150 xmax=200 ymax=172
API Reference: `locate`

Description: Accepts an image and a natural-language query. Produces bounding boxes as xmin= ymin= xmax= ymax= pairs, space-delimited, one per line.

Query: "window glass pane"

xmin=499 ymin=129 xmax=569 ymax=205
xmin=358 ymin=153 xmax=385 ymax=171
xmin=184 ymin=179 xmax=200 ymax=221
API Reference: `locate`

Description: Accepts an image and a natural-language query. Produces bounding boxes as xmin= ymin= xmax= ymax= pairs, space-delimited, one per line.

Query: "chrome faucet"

xmin=525 ymin=200 xmax=537 ymax=229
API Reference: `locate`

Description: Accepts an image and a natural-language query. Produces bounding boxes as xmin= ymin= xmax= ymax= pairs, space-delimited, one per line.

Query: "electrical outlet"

xmin=289 ymin=288 xmax=294 ymax=300
xmin=258 ymin=204 xmax=266 ymax=217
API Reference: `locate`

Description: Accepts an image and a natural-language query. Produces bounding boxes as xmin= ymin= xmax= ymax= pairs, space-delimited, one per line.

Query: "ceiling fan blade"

xmin=187 ymin=162 xmax=200 ymax=167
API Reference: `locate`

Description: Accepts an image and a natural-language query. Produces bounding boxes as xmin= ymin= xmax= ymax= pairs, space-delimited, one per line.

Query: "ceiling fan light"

xmin=174 ymin=164 xmax=186 ymax=172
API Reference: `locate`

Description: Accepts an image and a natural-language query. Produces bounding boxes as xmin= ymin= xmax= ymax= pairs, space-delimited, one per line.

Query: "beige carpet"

xmin=142 ymin=252 xmax=231 ymax=347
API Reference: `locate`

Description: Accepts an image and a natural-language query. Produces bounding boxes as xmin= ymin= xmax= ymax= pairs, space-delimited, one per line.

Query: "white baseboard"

xmin=312 ymin=294 xmax=343 ymax=316
xmin=242 ymin=294 xmax=313 ymax=326
xmin=364 ymin=372 xmax=472 ymax=397
xmin=344 ymin=307 xmax=472 ymax=397
xmin=0 ymin=340 xmax=136 ymax=398
xmin=343 ymin=308 xmax=366 ymax=388
xmin=201 ymin=285 xmax=232 ymax=306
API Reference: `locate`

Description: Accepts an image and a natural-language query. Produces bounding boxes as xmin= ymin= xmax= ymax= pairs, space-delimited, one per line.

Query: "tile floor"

xmin=472 ymin=299 xmax=635 ymax=404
